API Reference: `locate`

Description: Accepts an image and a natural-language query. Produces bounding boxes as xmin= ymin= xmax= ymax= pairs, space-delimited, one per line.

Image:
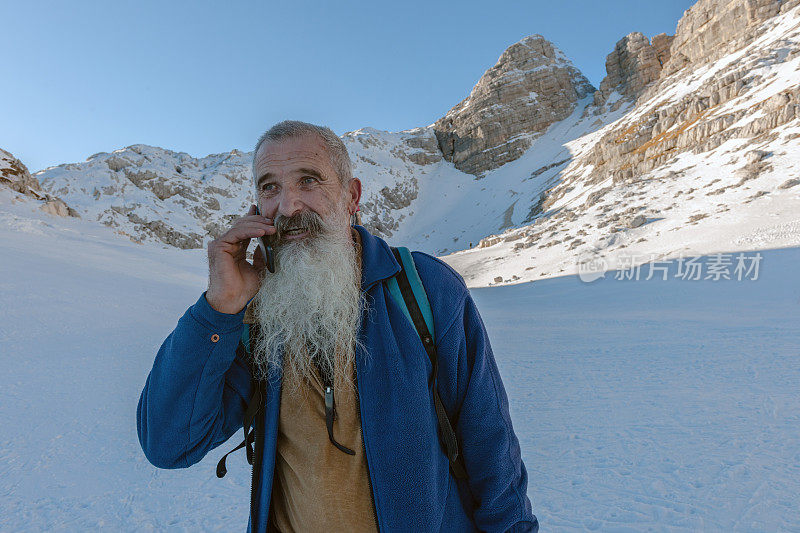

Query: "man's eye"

xmin=301 ymin=176 xmax=318 ymax=184
xmin=261 ymin=183 xmax=275 ymax=192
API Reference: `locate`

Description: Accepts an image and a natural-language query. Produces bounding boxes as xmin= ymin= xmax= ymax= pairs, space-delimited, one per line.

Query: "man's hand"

xmin=205 ymin=204 xmax=275 ymax=314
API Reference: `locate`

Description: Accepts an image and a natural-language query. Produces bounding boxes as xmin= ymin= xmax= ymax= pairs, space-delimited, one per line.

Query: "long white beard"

xmin=250 ymin=206 xmax=366 ymax=400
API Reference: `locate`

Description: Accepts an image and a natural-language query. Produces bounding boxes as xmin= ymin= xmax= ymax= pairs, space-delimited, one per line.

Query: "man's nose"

xmin=277 ymin=188 xmax=304 ymax=218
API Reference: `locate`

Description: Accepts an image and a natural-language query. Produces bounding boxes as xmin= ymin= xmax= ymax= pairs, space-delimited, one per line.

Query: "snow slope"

xmin=1 ymin=189 xmax=799 ymax=531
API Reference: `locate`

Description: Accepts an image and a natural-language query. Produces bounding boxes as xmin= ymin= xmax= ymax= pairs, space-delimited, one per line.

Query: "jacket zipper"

xmin=354 ymin=364 xmax=381 ymax=532
xmin=250 ymin=439 xmax=256 ymax=529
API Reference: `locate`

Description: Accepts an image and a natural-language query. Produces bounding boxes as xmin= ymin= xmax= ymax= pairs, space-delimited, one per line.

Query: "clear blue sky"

xmin=3 ymin=0 xmax=695 ymax=172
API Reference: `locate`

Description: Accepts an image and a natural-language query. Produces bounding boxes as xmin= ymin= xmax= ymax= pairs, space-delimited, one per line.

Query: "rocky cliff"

xmin=432 ymin=35 xmax=595 ymax=177
xmin=1 ymin=148 xmax=78 ymax=218
xmin=661 ymin=0 xmax=798 ymax=77
xmin=592 ymin=32 xmax=675 ymax=111
xmin=447 ymin=0 xmax=800 ymax=285
xmin=578 ymin=0 xmax=800 ymax=189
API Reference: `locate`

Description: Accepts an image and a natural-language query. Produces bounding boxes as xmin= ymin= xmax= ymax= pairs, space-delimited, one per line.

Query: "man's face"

xmin=253 ymin=134 xmax=361 ymax=243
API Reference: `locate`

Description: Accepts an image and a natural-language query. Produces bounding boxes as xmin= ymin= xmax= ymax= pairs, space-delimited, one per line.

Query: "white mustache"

xmin=273 ymin=211 xmax=324 ymax=244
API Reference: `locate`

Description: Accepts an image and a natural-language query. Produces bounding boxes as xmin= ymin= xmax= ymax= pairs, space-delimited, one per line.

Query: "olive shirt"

xmin=243 ymin=228 xmax=377 ymax=533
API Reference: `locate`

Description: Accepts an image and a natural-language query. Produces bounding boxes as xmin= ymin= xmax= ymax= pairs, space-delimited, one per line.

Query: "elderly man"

xmin=137 ymin=120 xmax=538 ymax=532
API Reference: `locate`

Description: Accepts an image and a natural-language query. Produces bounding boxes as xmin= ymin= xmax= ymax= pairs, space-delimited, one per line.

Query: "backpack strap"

xmin=216 ymin=323 xmax=264 ymax=478
xmin=386 ymin=247 xmax=435 ymax=337
xmin=388 ymin=246 xmax=467 ymax=481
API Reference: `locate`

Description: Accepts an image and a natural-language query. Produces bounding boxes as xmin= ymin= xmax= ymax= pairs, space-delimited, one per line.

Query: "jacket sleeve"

xmin=136 ymin=291 xmax=254 ymax=469
xmin=443 ymin=292 xmax=539 ymax=533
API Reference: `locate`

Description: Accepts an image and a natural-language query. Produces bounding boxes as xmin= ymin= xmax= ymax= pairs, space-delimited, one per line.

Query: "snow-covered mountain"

xmin=31 ymin=129 xmax=451 ymax=251
xmin=20 ymin=0 xmax=800 ymax=289
xmin=432 ymin=34 xmax=596 ymax=176
xmin=448 ymin=0 xmax=800 ymax=286
xmin=27 ymin=29 xmax=604 ymax=255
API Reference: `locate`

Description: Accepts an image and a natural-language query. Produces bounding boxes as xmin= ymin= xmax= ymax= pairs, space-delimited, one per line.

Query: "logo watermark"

xmin=576 ymin=251 xmax=762 ymax=283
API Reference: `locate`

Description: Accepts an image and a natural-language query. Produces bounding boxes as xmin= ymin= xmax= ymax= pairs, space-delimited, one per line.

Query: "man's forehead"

xmin=258 ymin=149 xmax=324 ymax=164
xmin=255 ymin=137 xmax=334 ymax=175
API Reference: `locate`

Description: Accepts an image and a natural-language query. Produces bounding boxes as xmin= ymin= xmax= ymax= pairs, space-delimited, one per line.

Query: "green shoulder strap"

xmin=240 ymin=322 xmax=251 ymax=355
xmin=385 ymin=246 xmax=435 ymax=337
xmin=385 ymin=245 xmax=468 ymax=481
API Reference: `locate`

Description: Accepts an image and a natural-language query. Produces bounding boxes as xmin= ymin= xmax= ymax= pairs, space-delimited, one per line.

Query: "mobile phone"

xmin=255 ymin=205 xmax=276 ymax=273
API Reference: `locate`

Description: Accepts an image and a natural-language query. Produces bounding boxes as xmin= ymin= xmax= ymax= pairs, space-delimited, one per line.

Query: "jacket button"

xmin=211 ymin=334 xmax=220 ymax=343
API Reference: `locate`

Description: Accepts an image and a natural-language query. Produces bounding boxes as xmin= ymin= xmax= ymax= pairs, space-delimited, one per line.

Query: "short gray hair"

xmin=252 ymin=120 xmax=353 ymax=188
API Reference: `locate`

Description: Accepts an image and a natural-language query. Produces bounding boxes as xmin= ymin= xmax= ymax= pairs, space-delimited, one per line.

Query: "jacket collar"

xmin=353 ymin=224 xmax=401 ymax=293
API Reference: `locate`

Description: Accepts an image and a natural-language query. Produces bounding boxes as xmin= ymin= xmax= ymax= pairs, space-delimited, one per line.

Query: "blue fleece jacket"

xmin=137 ymin=224 xmax=538 ymax=532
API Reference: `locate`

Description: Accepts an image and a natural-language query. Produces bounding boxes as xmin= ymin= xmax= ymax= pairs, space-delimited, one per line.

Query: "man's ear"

xmin=347 ymin=177 xmax=362 ymax=215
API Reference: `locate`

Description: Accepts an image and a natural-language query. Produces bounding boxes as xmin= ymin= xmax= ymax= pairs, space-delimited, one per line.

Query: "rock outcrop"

xmin=590 ymin=0 xmax=800 ymax=113
xmin=582 ymin=79 xmax=800 ymax=189
xmin=651 ymin=33 xmax=675 ymax=68
xmin=342 ymin=127 xmax=440 ymax=238
xmin=1 ymin=148 xmax=79 ymax=217
xmin=1 ymin=148 xmax=43 ymax=198
xmin=573 ymin=0 xmax=800 ymax=191
xmin=593 ymin=32 xmax=675 ymax=110
xmin=37 ymin=145 xmax=253 ymax=249
xmin=661 ymin=0 xmax=800 ymax=78
xmin=433 ymin=34 xmax=595 ymax=177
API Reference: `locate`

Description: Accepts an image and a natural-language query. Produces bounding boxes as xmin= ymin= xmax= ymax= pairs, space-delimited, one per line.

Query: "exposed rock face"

xmin=660 ymin=0 xmax=800 ymax=78
xmin=433 ymin=34 xmax=595 ymax=177
xmin=1 ymin=148 xmax=43 ymax=197
xmin=359 ymin=176 xmax=419 ymax=237
xmin=561 ymin=74 xmax=800 ymax=206
xmin=590 ymin=0 xmax=800 ymax=112
xmin=593 ymin=32 xmax=675 ymax=110
xmin=651 ymin=33 xmax=675 ymax=67
xmin=577 ymin=0 xmax=800 ymax=190
xmin=40 ymin=199 xmax=75 ymax=217
xmin=1 ymin=148 xmax=79 ymax=217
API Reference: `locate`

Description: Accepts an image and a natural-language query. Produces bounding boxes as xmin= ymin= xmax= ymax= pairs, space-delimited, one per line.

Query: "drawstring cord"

xmin=314 ymin=360 xmax=355 ymax=455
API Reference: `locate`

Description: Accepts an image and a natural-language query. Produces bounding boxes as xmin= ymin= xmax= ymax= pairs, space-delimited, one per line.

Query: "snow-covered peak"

xmin=432 ymin=34 xmax=596 ymax=176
